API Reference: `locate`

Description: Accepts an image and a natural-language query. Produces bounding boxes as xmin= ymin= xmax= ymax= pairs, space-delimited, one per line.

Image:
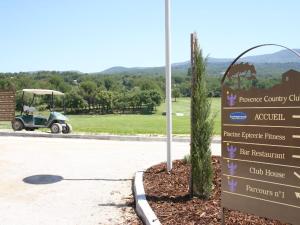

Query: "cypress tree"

xmin=190 ymin=33 xmax=214 ymax=199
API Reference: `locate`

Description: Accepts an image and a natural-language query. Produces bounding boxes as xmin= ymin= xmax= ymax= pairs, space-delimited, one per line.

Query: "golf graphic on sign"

xmin=221 ymin=44 xmax=300 ymax=225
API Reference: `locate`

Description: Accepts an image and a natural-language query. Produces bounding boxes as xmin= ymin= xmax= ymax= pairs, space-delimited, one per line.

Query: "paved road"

xmin=0 ymin=136 xmax=221 ymax=225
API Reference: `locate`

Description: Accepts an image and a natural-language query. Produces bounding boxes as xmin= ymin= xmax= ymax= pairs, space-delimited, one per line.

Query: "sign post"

xmin=221 ymin=45 xmax=300 ymax=224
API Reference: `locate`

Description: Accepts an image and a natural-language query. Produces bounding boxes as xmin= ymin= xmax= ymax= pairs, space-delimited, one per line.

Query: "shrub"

xmin=190 ymin=34 xmax=214 ymax=199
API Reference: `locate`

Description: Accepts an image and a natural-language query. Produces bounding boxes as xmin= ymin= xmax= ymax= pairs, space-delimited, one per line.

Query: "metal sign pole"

xmin=165 ymin=0 xmax=172 ymax=172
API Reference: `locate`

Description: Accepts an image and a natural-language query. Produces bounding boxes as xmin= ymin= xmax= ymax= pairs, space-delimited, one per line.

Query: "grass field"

xmin=0 ymin=98 xmax=221 ymax=135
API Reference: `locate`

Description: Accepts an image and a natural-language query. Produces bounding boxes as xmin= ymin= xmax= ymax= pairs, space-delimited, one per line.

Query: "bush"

xmin=183 ymin=154 xmax=191 ymax=164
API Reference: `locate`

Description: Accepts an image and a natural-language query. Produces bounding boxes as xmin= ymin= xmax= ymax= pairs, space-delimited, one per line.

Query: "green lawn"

xmin=0 ymin=122 xmax=10 ymax=130
xmin=0 ymin=98 xmax=221 ymax=135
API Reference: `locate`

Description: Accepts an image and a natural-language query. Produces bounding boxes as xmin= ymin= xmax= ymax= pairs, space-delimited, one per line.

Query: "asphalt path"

xmin=0 ymin=136 xmax=221 ymax=225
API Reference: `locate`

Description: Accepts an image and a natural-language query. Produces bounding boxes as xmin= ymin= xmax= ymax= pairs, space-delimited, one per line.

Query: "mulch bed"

xmin=143 ymin=157 xmax=289 ymax=225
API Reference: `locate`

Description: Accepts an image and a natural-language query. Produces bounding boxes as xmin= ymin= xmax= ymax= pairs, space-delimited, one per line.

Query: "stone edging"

xmin=0 ymin=131 xmax=188 ymax=142
xmin=134 ymin=171 xmax=161 ymax=225
xmin=0 ymin=130 xmax=222 ymax=143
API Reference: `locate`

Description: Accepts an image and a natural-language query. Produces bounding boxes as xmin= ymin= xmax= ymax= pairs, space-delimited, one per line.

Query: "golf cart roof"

xmin=22 ymin=89 xmax=65 ymax=96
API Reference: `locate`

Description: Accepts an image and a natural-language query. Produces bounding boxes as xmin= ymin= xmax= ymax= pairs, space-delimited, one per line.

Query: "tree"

xmin=172 ymin=87 xmax=181 ymax=102
xmin=0 ymin=78 xmax=15 ymax=90
xmin=140 ymin=79 xmax=161 ymax=92
xmin=96 ymin=90 xmax=115 ymax=114
xmin=79 ymin=81 xmax=97 ymax=111
xmin=173 ymin=76 xmax=184 ymax=84
xmin=114 ymin=92 xmax=130 ymax=113
xmin=128 ymin=89 xmax=141 ymax=113
xmin=190 ymin=33 xmax=214 ymax=199
xmin=104 ymin=78 xmax=113 ymax=91
xmin=49 ymin=75 xmax=63 ymax=89
xmin=65 ymin=89 xmax=87 ymax=112
xmin=149 ymin=90 xmax=162 ymax=106
xmin=178 ymin=82 xmax=191 ymax=97
xmin=122 ymin=76 xmax=134 ymax=90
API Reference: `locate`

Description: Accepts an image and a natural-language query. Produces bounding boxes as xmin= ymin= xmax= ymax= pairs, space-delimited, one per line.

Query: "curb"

xmin=134 ymin=171 xmax=161 ymax=225
xmin=0 ymin=130 xmax=221 ymax=143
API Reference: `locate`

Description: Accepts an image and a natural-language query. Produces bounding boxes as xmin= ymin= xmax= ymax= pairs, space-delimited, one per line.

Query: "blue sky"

xmin=0 ymin=0 xmax=299 ymax=73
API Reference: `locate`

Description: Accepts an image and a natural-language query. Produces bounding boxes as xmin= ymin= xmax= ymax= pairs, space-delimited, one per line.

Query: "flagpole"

xmin=165 ymin=0 xmax=172 ymax=172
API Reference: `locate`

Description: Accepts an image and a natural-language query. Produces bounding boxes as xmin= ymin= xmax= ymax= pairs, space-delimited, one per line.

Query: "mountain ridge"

xmin=100 ymin=49 xmax=300 ymax=75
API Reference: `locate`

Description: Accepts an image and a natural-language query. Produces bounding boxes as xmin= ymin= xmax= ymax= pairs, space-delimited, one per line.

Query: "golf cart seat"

xmin=23 ymin=105 xmax=36 ymax=114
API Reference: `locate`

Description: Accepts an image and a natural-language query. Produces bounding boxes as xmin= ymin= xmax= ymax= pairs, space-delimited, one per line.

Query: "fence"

xmin=0 ymin=90 xmax=16 ymax=121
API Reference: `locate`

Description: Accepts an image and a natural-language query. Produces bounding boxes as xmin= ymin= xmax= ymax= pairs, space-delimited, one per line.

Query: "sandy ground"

xmin=0 ymin=136 xmax=220 ymax=225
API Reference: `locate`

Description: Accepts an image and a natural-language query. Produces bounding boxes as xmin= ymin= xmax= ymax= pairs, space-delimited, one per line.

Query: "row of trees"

xmin=0 ymin=69 xmax=281 ymax=115
xmin=0 ymin=72 xmax=165 ymax=114
xmin=65 ymin=88 xmax=162 ymax=114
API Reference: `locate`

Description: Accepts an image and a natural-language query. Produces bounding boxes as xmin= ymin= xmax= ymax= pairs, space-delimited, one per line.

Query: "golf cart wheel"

xmin=50 ymin=123 xmax=62 ymax=134
xmin=12 ymin=120 xmax=24 ymax=131
xmin=62 ymin=123 xmax=72 ymax=134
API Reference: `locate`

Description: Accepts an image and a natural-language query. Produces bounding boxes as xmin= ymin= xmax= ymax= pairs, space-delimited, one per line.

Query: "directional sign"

xmin=222 ymin=67 xmax=300 ymax=224
xmin=0 ymin=91 xmax=15 ymax=121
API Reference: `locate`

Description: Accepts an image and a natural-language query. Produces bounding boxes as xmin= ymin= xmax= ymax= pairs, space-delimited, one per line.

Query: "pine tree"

xmin=190 ymin=33 xmax=214 ymax=199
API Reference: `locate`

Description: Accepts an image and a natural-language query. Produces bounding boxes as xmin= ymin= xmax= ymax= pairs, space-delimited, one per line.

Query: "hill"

xmin=99 ymin=49 xmax=300 ymax=76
